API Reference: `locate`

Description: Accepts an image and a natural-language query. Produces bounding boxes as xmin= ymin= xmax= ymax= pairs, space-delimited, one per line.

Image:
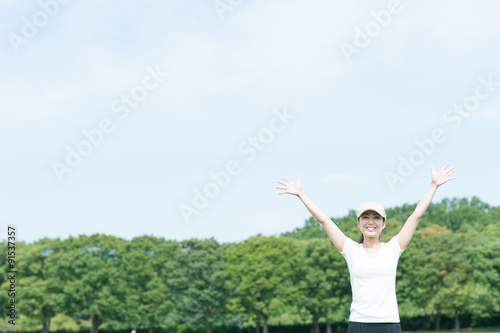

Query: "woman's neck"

xmin=363 ymin=236 xmax=381 ymax=248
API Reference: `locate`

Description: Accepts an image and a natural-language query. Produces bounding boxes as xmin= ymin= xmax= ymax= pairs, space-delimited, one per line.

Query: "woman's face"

xmin=357 ymin=210 xmax=385 ymax=239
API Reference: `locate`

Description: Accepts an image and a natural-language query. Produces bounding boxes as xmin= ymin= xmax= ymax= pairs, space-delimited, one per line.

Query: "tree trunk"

xmin=255 ymin=318 xmax=261 ymax=333
xmin=149 ymin=318 xmax=154 ymax=333
xmin=91 ymin=314 xmax=101 ymax=333
xmin=42 ymin=321 xmax=49 ymax=333
xmin=263 ymin=315 xmax=269 ymax=333
xmin=313 ymin=315 xmax=320 ymax=333
xmin=326 ymin=320 xmax=332 ymax=333
xmin=435 ymin=312 xmax=442 ymax=331
xmin=207 ymin=323 xmax=212 ymax=333
xmin=455 ymin=312 xmax=460 ymax=332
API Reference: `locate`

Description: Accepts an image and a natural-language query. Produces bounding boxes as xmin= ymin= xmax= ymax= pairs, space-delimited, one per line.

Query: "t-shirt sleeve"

xmin=340 ymin=236 xmax=355 ymax=260
xmin=389 ymin=234 xmax=405 ymax=258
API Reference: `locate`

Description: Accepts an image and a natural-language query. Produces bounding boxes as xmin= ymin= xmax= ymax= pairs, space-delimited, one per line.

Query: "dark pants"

xmin=347 ymin=321 xmax=401 ymax=333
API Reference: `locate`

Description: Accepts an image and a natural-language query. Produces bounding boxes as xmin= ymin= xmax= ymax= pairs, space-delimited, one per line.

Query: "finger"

xmin=282 ymin=176 xmax=291 ymax=183
xmin=278 ymin=191 xmax=289 ymax=195
xmin=441 ymin=162 xmax=450 ymax=171
xmin=447 ymin=177 xmax=456 ymax=181
xmin=447 ymin=170 xmax=455 ymax=176
xmin=446 ymin=166 xmax=455 ymax=173
xmin=276 ymin=186 xmax=286 ymax=190
xmin=277 ymin=181 xmax=287 ymax=186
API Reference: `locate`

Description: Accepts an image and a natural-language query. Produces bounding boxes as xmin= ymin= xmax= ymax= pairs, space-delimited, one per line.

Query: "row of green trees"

xmin=1 ymin=197 xmax=500 ymax=333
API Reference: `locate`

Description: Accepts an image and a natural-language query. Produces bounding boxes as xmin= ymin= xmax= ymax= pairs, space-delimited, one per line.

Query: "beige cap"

xmin=357 ymin=202 xmax=386 ymax=219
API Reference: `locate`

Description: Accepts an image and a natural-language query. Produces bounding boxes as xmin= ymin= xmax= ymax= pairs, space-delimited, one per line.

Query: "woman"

xmin=276 ymin=163 xmax=455 ymax=333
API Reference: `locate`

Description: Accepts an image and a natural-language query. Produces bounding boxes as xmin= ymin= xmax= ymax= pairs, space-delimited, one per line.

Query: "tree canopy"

xmin=1 ymin=196 xmax=499 ymax=333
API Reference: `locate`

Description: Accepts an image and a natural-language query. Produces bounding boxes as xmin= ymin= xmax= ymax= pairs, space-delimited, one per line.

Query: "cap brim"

xmin=357 ymin=209 xmax=386 ymax=219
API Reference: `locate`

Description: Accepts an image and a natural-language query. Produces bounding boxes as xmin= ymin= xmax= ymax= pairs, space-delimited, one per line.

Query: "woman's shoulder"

xmin=386 ymin=234 xmax=405 ymax=254
xmin=339 ymin=236 xmax=358 ymax=255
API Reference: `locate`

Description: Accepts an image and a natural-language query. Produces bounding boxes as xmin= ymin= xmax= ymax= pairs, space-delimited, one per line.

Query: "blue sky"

xmin=1 ymin=0 xmax=499 ymax=244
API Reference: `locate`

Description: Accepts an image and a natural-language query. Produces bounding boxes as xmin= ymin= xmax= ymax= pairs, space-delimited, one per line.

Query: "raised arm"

xmin=277 ymin=174 xmax=346 ymax=252
xmin=397 ymin=163 xmax=456 ymax=250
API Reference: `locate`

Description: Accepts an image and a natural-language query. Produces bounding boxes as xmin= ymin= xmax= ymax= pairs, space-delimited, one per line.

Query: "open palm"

xmin=431 ymin=163 xmax=456 ymax=187
xmin=276 ymin=174 xmax=303 ymax=196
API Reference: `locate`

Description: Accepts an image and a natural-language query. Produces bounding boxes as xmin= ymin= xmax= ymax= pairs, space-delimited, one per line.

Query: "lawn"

xmin=403 ymin=328 xmax=500 ymax=333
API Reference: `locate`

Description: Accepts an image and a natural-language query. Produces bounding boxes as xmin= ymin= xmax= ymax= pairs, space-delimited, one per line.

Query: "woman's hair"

xmin=357 ymin=217 xmax=386 ymax=244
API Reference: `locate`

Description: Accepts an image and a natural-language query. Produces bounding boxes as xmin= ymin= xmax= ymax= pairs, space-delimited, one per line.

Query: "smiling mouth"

xmin=366 ymin=227 xmax=377 ymax=231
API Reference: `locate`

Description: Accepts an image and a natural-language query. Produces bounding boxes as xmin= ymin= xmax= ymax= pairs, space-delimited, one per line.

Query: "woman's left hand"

xmin=431 ymin=163 xmax=456 ymax=187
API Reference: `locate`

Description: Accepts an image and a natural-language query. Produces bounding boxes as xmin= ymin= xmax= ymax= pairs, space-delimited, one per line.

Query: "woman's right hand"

xmin=277 ymin=173 xmax=346 ymax=252
xmin=276 ymin=174 xmax=303 ymax=196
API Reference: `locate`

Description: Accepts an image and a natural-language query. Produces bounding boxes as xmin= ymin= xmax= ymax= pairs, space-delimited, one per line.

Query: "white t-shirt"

xmin=340 ymin=235 xmax=405 ymax=323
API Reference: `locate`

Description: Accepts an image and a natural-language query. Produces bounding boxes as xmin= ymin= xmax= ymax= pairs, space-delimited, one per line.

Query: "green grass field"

xmin=403 ymin=328 xmax=500 ymax=333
